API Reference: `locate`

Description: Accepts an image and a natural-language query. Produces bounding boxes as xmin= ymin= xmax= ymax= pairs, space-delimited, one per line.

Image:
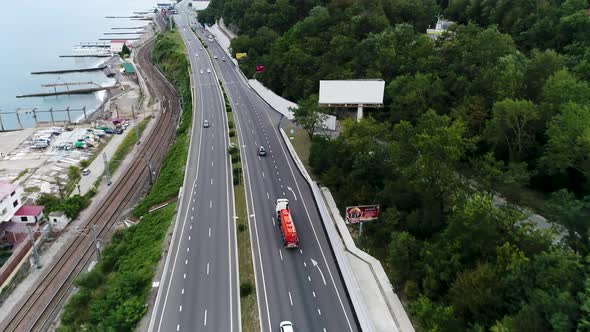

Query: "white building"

xmin=0 ymin=183 xmax=22 ymax=223
xmin=12 ymin=206 xmax=44 ymax=224
xmin=48 ymin=211 xmax=71 ymax=230
xmin=427 ymin=17 xmax=455 ymax=40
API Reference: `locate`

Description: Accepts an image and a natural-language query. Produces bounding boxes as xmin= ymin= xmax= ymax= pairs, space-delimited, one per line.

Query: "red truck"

xmin=276 ymin=199 xmax=299 ymax=248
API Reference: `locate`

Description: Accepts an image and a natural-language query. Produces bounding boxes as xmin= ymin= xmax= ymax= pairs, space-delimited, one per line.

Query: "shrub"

xmin=238 ymin=223 xmax=247 ymax=232
xmin=240 ymin=282 xmax=253 ymax=297
xmin=228 ymin=121 xmax=234 ymax=129
xmin=229 ymin=130 xmax=236 ymax=137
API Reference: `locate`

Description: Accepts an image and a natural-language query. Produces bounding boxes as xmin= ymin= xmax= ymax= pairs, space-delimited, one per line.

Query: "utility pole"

xmin=103 ymin=153 xmax=111 ymax=185
xmin=147 ymin=160 xmax=154 ymax=185
xmin=27 ymin=226 xmax=41 ymax=269
xmin=91 ymin=225 xmax=101 ymax=260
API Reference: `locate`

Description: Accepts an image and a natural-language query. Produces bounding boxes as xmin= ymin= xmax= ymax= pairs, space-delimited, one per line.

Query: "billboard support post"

xmin=358 ymin=221 xmax=363 ymax=239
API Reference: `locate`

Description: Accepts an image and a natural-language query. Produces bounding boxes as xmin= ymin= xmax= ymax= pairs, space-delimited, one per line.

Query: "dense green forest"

xmin=200 ymin=0 xmax=590 ymax=330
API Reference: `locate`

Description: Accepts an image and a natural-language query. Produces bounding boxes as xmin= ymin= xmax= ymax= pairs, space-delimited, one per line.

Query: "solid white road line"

xmin=288 ymin=291 xmax=293 ymax=307
xmin=279 ymin=249 xmax=283 ymax=261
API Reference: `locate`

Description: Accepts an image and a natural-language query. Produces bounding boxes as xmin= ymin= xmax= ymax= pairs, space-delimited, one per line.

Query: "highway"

xmin=184 ymin=6 xmax=360 ymax=332
xmin=148 ymin=9 xmax=239 ymax=332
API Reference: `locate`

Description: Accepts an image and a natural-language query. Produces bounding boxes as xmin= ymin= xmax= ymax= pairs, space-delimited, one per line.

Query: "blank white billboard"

xmin=319 ymin=80 xmax=385 ymax=106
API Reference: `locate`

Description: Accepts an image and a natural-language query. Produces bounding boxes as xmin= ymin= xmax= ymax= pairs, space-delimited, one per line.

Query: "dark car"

xmin=258 ymin=146 xmax=267 ymax=156
xmin=104 ymin=128 xmax=115 ymax=134
xmin=116 ymin=128 xmax=123 ymax=134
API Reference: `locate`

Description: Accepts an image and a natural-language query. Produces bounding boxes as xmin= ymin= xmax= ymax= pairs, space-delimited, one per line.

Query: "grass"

xmin=108 ymin=117 xmax=150 ymax=175
xmin=281 ymin=125 xmax=314 ymax=177
xmin=227 ymin=96 xmax=260 ymax=331
xmin=12 ymin=168 xmax=28 ymax=183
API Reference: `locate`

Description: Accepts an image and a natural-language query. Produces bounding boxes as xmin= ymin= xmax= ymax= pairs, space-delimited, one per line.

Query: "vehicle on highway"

xmin=280 ymin=321 xmax=294 ymax=332
xmin=222 ymin=56 xmax=226 ymax=61
xmin=203 ymin=120 xmax=210 ymax=128
xmin=207 ymin=68 xmax=211 ymax=73
xmin=276 ymin=199 xmax=299 ymax=248
xmin=200 ymin=69 xmax=204 ymax=74
xmin=258 ymin=146 xmax=266 ymax=156
xmin=82 ymin=168 xmax=91 ymax=176
xmin=214 ymin=55 xmax=218 ymax=59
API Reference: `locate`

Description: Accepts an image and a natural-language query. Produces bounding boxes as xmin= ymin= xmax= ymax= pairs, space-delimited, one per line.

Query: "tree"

xmin=540 ymin=103 xmax=590 ymax=176
xmin=484 ymin=98 xmax=539 ymax=162
xmin=545 ymin=189 xmax=590 ymax=254
xmin=471 ymin=152 xmax=531 ymax=194
xmin=386 ymin=72 xmax=447 ymax=123
xmin=291 ymin=94 xmax=328 ymax=139
xmin=449 ymin=263 xmax=504 ymax=324
xmin=388 ymin=231 xmax=421 ymax=285
xmin=411 ymin=295 xmax=463 ymax=331
xmin=542 ymin=69 xmax=590 ymax=116
xmin=391 ymin=111 xmax=475 ymax=232
xmin=578 ymin=277 xmax=590 ymax=331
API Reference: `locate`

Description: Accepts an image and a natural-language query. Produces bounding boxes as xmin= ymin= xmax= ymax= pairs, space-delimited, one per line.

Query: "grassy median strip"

xmin=226 ymin=96 xmax=260 ymax=330
xmin=59 ymin=29 xmax=192 ymax=332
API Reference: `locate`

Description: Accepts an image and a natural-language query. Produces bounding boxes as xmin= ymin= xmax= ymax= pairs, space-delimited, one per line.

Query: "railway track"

xmin=0 ymin=38 xmax=182 ymax=332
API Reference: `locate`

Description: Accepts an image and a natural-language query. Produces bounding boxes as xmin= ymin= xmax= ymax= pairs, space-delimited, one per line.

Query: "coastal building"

xmin=48 ymin=211 xmax=70 ymax=230
xmin=426 ymin=16 xmax=455 ymax=40
xmin=110 ymin=40 xmax=127 ymax=54
xmin=11 ymin=205 xmax=44 ymax=224
xmin=0 ymin=183 xmax=22 ymax=223
xmin=122 ymin=62 xmax=136 ymax=76
xmin=0 ymin=182 xmax=45 ymax=224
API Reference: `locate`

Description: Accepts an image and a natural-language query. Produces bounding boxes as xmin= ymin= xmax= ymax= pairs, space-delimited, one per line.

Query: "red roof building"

xmin=12 ymin=205 xmax=44 ymax=224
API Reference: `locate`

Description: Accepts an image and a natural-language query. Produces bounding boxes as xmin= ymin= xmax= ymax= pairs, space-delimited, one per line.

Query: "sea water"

xmin=0 ymin=0 xmax=158 ymax=130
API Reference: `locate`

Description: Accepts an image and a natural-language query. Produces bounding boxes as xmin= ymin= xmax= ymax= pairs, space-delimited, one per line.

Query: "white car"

xmin=200 ymin=69 xmax=204 ymax=74
xmin=207 ymin=68 xmax=211 ymax=73
xmin=279 ymin=321 xmax=294 ymax=332
xmin=214 ymin=55 xmax=218 ymax=59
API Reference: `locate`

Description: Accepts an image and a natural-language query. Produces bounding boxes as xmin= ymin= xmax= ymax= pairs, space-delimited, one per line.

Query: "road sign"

xmin=345 ymin=205 xmax=380 ymax=224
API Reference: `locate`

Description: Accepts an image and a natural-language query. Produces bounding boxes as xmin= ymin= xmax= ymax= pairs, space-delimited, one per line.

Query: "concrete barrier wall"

xmin=321 ymin=189 xmax=415 ymax=332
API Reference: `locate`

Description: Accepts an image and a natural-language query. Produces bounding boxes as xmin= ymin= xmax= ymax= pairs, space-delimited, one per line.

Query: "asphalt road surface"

xmin=186 ymin=8 xmax=360 ymax=332
xmin=148 ymin=9 xmax=239 ymax=332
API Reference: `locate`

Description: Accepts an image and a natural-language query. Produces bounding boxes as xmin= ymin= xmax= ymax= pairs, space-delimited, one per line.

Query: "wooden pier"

xmin=16 ymin=83 xmax=117 ymax=98
xmin=104 ymin=32 xmax=143 ymax=35
xmin=31 ymin=66 xmax=107 ymax=75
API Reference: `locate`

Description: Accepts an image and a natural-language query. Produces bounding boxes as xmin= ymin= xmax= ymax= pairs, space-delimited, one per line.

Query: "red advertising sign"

xmin=345 ymin=205 xmax=380 ymax=224
xmin=255 ymin=65 xmax=265 ymax=73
